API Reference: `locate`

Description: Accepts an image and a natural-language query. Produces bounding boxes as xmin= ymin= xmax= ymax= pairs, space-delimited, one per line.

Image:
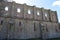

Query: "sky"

xmin=8 ymin=0 xmax=60 ymax=23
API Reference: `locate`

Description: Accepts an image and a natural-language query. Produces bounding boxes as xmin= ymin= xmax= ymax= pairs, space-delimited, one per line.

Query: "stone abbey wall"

xmin=0 ymin=1 xmax=60 ymax=39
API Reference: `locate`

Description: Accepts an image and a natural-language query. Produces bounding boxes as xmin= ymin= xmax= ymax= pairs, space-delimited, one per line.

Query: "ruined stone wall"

xmin=0 ymin=1 xmax=60 ymax=39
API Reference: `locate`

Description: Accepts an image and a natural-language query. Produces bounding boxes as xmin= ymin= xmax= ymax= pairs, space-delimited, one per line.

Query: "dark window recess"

xmin=9 ymin=22 xmax=14 ymax=29
xmin=19 ymin=22 xmax=21 ymax=26
xmin=46 ymin=27 xmax=48 ymax=32
xmin=34 ymin=23 xmax=36 ymax=31
xmin=55 ymin=26 xmax=58 ymax=32
xmin=49 ymin=14 xmax=51 ymax=22
xmin=0 ymin=20 xmax=3 ymax=25
xmin=59 ymin=24 xmax=60 ymax=29
xmin=45 ymin=24 xmax=48 ymax=32
xmin=59 ymin=26 xmax=60 ymax=29
xmin=55 ymin=28 xmax=58 ymax=32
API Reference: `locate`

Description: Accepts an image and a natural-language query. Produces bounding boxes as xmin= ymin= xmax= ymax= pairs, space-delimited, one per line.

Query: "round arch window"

xmin=5 ymin=6 xmax=8 ymax=11
xmin=17 ymin=8 xmax=21 ymax=13
xmin=28 ymin=9 xmax=31 ymax=14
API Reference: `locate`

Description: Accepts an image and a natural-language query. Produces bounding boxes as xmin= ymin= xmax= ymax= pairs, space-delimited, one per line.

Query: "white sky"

xmin=8 ymin=0 xmax=36 ymax=5
xmin=13 ymin=0 xmax=26 ymax=4
xmin=52 ymin=0 xmax=60 ymax=7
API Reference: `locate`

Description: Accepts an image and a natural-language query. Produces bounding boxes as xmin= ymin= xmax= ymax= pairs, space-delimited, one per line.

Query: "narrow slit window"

xmin=0 ymin=20 xmax=3 ymax=25
xmin=55 ymin=26 xmax=58 ymax=32
xmin=19 ymin=22 xmax=21 ymax=26
xmin=59 ymin=26 xmax=60 ymax=29
xmin=34 ymin=23 xmax=36 ymax=31
xmin=9 ymin=20 xmax=14 ymax=29
xmin=9 ymin=23 xmax=14 ymax=30
xmin=46 ymin=27 xmax=48 ymax=32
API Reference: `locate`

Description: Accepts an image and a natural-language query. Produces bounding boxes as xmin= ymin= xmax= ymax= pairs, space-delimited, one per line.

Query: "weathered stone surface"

xmin=0 ymin=1 xmax=60 ymax=39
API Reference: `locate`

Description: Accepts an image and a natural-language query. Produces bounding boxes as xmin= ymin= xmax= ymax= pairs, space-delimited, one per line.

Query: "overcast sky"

xmin=8 ymin=0 xmax=60 ymax=23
